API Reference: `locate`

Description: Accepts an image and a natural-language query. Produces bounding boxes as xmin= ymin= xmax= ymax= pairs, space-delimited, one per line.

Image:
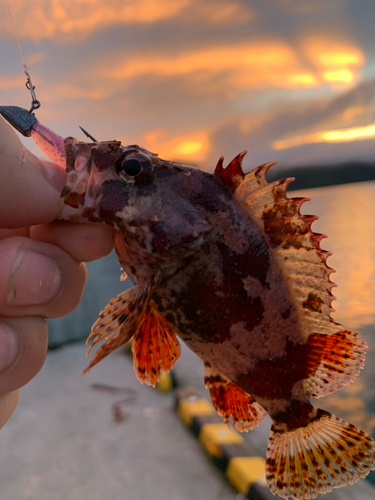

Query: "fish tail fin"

xmin=266 ymin=408 xmax=375 ymax=499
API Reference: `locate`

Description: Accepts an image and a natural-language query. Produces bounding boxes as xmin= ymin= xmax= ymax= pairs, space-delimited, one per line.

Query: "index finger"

xmin=0 ymin=116 xmax=66 ymax=229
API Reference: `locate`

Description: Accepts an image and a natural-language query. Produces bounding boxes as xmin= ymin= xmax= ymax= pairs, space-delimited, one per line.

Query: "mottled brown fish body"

xmin=151 ymin=223 xmax=300 ymax=401
xmin=29 ymin=127 xmax=375 ymax=500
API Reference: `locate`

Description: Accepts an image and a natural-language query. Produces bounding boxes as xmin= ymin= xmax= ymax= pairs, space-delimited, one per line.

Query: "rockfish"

xmin=1 ymin=107 xmax=375 ymax=500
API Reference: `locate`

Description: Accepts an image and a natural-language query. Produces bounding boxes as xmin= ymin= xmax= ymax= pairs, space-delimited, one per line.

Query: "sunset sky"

xmin=1 ymin=0 xmax=375 ymax=172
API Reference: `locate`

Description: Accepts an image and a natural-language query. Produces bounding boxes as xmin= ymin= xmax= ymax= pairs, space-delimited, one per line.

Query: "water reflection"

xmin=296 ymin=180 xmax=375 ymax=330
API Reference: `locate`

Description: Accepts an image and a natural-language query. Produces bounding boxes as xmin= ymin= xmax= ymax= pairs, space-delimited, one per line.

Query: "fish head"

xmin=61 ymin=137 xmax=212 ymax=256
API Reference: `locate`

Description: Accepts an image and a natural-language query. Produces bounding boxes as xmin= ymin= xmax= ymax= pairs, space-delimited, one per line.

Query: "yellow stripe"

xmin=226 ymin=457 xmax=266 ymax=494
xmin=178 ymin=398 xmax=214 ymax=426
xmin=199 ymin=423 xmax=244 ymax=457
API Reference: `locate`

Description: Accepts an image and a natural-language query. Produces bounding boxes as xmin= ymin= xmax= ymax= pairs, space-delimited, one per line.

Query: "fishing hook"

xmin=79 ymin=126 xmax=98 ymax=142
xmin=24 ymin=66 xmax=41 ymax=113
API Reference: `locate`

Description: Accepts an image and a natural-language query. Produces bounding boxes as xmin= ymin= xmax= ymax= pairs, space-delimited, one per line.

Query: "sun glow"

xmin=174 ymin=140 xmax=205 ymax=156
xmin=143 ymin=129 xmax=209 ymax=163
xmin=323 ymin=69 xmax=354 ymax=83
xmin=302 ymin=37 xmax=364 ymax=85
xmin=273 ymin=123 xmax=375 ymax=150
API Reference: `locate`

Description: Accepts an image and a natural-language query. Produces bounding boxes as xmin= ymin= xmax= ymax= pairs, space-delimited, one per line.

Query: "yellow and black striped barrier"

xmin=156 ymin=371 xmax=177 ymax=392
xmin=175 ymin=386 xmax=280 ymax=500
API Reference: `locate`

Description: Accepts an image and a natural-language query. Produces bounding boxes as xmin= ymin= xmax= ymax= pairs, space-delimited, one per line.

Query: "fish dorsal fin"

xmin=233 ymin=160 xmax=334 ymax=323
xmin=214 ymin=151 xmax=246 ymax=190
xmin=83 ymin=285 xmax=180 ymax=383
xmin=217 ymin=156 xmax=365 ymax=396
xmin=234 ymin=160 xmax=336 ymax=324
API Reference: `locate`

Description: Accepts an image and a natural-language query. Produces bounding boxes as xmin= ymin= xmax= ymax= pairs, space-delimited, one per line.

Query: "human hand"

xmin=0 ymin=116 xmax=114 ymax=429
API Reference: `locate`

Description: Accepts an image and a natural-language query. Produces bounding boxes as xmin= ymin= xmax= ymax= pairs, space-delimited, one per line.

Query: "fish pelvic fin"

xmin=132 ymin=306 xmax=180 ymax=387
xmin=266 ymin=408 xmax=375 ymax=500
xmin=83 ymin=285 xmax=146 ymax=374
xmin=204 ymin=364 xmax=267 ymax=431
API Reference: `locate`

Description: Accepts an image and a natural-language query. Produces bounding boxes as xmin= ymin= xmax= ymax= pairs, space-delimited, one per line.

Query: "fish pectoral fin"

xmin=303 ymin=329 xmax=367 ymax=398
xmin=132 ymin=307 xmax=180 ymax=387
xmin=266 ymin=408 xmax=375 ymax=500
xmin=84 ymin=285 xmax=180 ymax=385
xmin=204 ymin=364 xmax=267 ymax=431
xmin=83 ymin=285 xmax=146 ymax=374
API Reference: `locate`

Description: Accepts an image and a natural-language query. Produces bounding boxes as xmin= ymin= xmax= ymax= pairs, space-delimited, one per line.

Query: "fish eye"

xmin=121 ymin=159 xmax=141 ymax=176
xmin=115 ymin=152 xmax=155 ymax=184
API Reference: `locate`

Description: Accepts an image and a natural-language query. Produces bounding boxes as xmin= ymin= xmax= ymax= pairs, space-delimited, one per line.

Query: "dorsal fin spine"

xmin=247 ymin=161 xmax=277 ymax=188
xmin=214 ymin=156 xmax=224 ymax=175
xmin=214 ymin=151 xmax=247 ymax=189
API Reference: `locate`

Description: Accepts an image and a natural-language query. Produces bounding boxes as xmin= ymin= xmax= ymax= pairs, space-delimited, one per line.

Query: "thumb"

xmin=0 ymin=116 xmax=66 ymax=229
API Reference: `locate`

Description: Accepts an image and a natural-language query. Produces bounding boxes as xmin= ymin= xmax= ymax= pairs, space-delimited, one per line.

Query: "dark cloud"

xmin=208 ymin=77 xmax=375 ymax=170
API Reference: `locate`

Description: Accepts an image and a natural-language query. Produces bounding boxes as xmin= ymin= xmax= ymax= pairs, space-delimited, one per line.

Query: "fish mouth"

xmin=60 ymin=137 xmax=105 ymax=220
xmin=24 ymin=122 xmax=93 ymax=221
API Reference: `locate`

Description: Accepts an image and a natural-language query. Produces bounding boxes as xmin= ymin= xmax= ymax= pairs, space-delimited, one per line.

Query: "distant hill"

xmin=267 ymin=162 xmax=375 ymax=191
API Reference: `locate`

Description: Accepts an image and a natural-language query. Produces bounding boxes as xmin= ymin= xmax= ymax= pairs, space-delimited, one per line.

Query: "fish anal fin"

xmin=266 ymin=408 xmax=375 ymax=499
xmin=132 ymin=307 xmax=180 ymax=387
xmin=214 ymin=151 xmax=247 ymax=190
xmin=303 ymin=330 xmax=367 ymax=398
xmin=204 ymin=364 xmax=267 ymax=431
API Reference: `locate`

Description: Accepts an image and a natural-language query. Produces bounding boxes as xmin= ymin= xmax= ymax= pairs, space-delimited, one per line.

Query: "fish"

xmin=1 ymin=108 xmax=375 ymax=499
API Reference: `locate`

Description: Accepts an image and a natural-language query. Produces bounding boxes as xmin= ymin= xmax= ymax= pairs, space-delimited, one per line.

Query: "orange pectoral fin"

xmin=204 ymin=364 xmax=267 ymax=431
xmin=83 ymin=285 xmax=145 ymax=374
xmin=132 ymin=307 xmax=181 ymax=387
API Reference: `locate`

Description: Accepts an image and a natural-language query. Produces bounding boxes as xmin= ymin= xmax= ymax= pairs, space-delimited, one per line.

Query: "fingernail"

xmin=0 ymin=323 xmax=18 ymax=372
xmin=42 ymin=161 xmax=67 ymax=192
xmin=7 ymin=250 xmax=63 ymax=306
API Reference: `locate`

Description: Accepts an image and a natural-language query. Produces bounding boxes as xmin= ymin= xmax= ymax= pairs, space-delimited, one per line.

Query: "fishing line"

xmin=5 ymin=0 xmax=41 ymax=112
xmin=5 ymin=0 xmax=25 ymax=68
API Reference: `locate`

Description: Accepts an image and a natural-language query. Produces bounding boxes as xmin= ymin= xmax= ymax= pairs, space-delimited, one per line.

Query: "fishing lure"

xmin=1 ymin=101 xmax=374 ymax=500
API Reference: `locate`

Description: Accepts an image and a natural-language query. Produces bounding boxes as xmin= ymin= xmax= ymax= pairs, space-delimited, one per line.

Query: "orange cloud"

xmin=174 ymin=1 xmax=254 ymax=24
xmin=1 ymin=0 xmax=188 ymax=41
xmin=302 ymin=36 xmax=364 ymax=85
xmin=0 ymin=74 xmax=25 ymax=91
xmin=273 ymin=123 xmax=375 ymax=150
xmin=1 ymin=0 xmax=252 ymax=41
xmin=107 ymin=34 xmax=365 ymax=93
xmin=109 ymin=41 xmax=318 ymax=90
xmin=143 ymin=128 xmax=210 ymax=164
xmin=341 ymin=106 xmax=368 ymax=121
xmin=56 ymin=84 xmax=107 ymax=100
